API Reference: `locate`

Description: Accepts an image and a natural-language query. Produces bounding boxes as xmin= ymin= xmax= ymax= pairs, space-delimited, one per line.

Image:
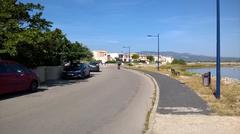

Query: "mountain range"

xmin=137 ymin=51 xmax=240 ymax=62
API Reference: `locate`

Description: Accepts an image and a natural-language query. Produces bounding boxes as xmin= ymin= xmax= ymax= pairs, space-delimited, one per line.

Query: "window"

xmin=16 ymin=64 xmax=31 ymax=73
xmin=0 ymin=64 xmax=7 ymax=74
xmin=7 ymin=64 xmax=25 ymax=73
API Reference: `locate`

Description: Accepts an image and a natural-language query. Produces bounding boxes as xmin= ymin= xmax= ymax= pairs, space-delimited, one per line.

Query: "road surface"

xmin=145 ymin=71 xmax=211 ymax=115
xmin=0 ymin=65 xmax=154 ymax=134
xmin=142 ymin=71 xmax=229 ymax=134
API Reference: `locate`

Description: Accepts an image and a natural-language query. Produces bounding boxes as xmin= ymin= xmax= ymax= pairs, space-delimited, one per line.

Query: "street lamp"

xmin=147 ymin=34 xmax=160 ymax=71
xmin=123 ymin=46 xmax=131 ymax=63
xmin=216 ymin=0 xmax=221 ymax=99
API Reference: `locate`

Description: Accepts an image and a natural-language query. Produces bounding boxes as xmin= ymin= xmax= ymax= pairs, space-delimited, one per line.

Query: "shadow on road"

xmin=41 ymin=73 xmax=99 ymax=87
xmin=0 ymin=88 xmax=48 ymax=101
xmin=41 ymin=79 xmax=88 ymax=87
xmin=0 ymin=72 xmax=101 ymax=101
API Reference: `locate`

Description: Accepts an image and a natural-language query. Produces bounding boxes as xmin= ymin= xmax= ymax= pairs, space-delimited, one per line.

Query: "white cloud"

xmin=111 ymin=1 xmax=141 ymax=7
xmin=158 ymin=15 xmax=215 ymax=28
xmin=162 ymin=30 xmax=186 ymax=37
xmin=106 ymin=40 xmax=120 ymax=44
xmin=74 ymin=0 xmax=95 ymax=5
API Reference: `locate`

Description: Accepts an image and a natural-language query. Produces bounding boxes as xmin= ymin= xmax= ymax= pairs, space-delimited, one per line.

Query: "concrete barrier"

xmin=33 ymin=66 xmax=46 ymax=83
xmin=33 ymin=66 xmax=63 ymax=83
xmin=46 ymin=66 xmax=63 ymax=81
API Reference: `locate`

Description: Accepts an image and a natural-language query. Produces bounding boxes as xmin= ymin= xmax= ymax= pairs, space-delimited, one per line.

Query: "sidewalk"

xmin=146 ymin=72 xmax=211 ymax=115
xmin=152 ymin=114 xmax=240 ymax=134
xmin=144 ymin=71 xmax=240 ymax=134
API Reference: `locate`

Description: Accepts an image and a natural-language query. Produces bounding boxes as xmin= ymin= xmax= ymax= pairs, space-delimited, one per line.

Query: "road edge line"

xmin=123 ymin=68 xmax=160 ymax=134
xmin=144 ymin=73 xmax=159 ymax=134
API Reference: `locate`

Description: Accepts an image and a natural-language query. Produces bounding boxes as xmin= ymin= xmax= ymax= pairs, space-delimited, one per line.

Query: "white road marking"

xmin=158 ymin=107 xmax=204 ymax=113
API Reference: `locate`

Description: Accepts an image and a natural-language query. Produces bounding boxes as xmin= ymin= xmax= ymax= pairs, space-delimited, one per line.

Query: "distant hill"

xmin=138 ymin=51 xmax=240 ymax=62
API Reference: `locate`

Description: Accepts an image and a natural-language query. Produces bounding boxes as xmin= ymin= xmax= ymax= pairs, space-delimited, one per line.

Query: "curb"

xmin=144 ymin=73 xmax=159 ymax=134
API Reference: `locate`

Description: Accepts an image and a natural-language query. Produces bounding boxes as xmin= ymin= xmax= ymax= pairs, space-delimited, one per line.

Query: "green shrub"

xmin=147 ymin=56 xmax=154 ymax=62
xmin=132 ymin=54 xmax=139 ymax=60
xmin=106 ymin=60 xmax=117 ymax=64
xmin=171 ymin=59 xmax=186 ymax=65
xmin=128 ymin=63 xmax=134 ymax=66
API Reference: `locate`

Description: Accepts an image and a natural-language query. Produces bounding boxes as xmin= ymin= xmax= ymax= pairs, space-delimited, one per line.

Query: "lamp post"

xmin=216 ymin=0 xmax=221 ymax=99
xmin=123 ymin=46 xmax=131 ymax=63
xmin=147 ymin=34 xmax=160 ymax=71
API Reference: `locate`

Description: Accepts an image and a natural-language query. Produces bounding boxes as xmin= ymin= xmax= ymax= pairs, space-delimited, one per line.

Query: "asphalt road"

xmin=0 ymin=65 xmax=154 ymax=134
xmin=145 ymin=72 xmax=211 ymax=115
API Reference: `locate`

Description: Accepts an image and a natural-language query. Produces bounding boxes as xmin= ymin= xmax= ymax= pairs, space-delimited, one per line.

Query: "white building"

xmin=107 ymin=53 xmax=119 ymax=61
xmin=138 ymin=55 xmax=148 ymax=62
xmin=120 ymin=53 xmax=148 ymax=63
xmin=92 ymin=50 xmax=124 ymax=63
xmin=120 ymin=53 xmax=132 ymax=62
xmin=92 ymin=50 xmax=174 ymax=64
xmin=154 ymin=55 xmax=174 ymax=65
xmin=92 ymin=50 xmax=108 ymax=63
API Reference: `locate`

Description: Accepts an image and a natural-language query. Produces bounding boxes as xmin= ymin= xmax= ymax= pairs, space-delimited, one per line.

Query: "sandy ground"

xmin=152 ymin=113 xmax=240 ymax=134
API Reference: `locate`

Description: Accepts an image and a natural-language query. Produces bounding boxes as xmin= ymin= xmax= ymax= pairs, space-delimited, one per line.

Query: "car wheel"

xmin=81 ymin=72 xmax=86 ymax=78
xmin=87 ymin=71 xmax=90 ymax=77
xmin=30 ymin=81 xmax=38 ymax=91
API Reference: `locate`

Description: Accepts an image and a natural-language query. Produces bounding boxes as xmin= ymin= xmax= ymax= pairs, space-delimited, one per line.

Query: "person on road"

xmin=117 ymin=61 xmax=121 ymax=70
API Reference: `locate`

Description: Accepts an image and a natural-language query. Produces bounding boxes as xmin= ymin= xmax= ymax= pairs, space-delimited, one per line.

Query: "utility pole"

xmin=157 ymin=33 xmax=160 ymax=71
xmin=128 ymin=47 xmax=131 ymax=63
xmin=147 ymin=34 xmax=160 ymax=71
xmin=216 ymin=0 xmax=221 ymax=99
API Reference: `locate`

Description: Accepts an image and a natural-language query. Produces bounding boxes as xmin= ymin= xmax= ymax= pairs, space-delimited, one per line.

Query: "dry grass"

xmin=143 ymin=78 xmax=157 ymax=134
xmin=126 ymin=65 xmax=240 ymax=116
xmin=179 ymin=76 xmax=240 ymax=116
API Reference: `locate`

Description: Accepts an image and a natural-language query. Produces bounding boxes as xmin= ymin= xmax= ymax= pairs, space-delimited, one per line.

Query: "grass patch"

xmin=179 ymin=76 xmax=240 ymax=116
xmin=125 ymin=64 xmax=240 ymax=116
xmin=143 ymin=111 xmax=151 ymax=133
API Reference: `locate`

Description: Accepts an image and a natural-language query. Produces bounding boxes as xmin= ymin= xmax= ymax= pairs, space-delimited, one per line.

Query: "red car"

xmin=0 ymin=60 xmax=39 ymax=95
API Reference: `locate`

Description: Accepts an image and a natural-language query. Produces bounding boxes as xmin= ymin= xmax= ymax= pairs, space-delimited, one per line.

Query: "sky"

xmin=22 ymin=0 xmax=240 ymax=57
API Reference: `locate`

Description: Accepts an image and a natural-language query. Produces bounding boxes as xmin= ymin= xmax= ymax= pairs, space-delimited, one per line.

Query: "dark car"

xmin=0 ymin=60 xmax=39 ymax=95
xmin=62 ymin=63 xmax=90 ymax=79
xmin=88 ymin=62 xmax=100 ymax=72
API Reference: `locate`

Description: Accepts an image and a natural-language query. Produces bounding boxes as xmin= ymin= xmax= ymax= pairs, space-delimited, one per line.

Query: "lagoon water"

xmin=188 ymin=67 xmax=240 ymax=80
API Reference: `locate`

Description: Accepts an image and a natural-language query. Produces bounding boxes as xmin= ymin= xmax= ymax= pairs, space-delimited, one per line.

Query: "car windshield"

xmin=64 ymin=64 xmax=84 ymax=71
xmin=0 ymin=64 xmax=7 ymax=73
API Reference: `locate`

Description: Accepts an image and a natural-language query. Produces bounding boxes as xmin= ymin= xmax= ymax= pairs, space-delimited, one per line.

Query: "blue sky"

xmin=22 ymin=0 xmax=240 ymax=57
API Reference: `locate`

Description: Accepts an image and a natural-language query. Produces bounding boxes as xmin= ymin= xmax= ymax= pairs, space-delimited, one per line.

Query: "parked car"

xmin=88 ymin=62 xmax=100 ymax=72
xmin=62 ymin=63 xmax=90 ymax=79
xmin=0 ymin=60 xmax=39 ymax=95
